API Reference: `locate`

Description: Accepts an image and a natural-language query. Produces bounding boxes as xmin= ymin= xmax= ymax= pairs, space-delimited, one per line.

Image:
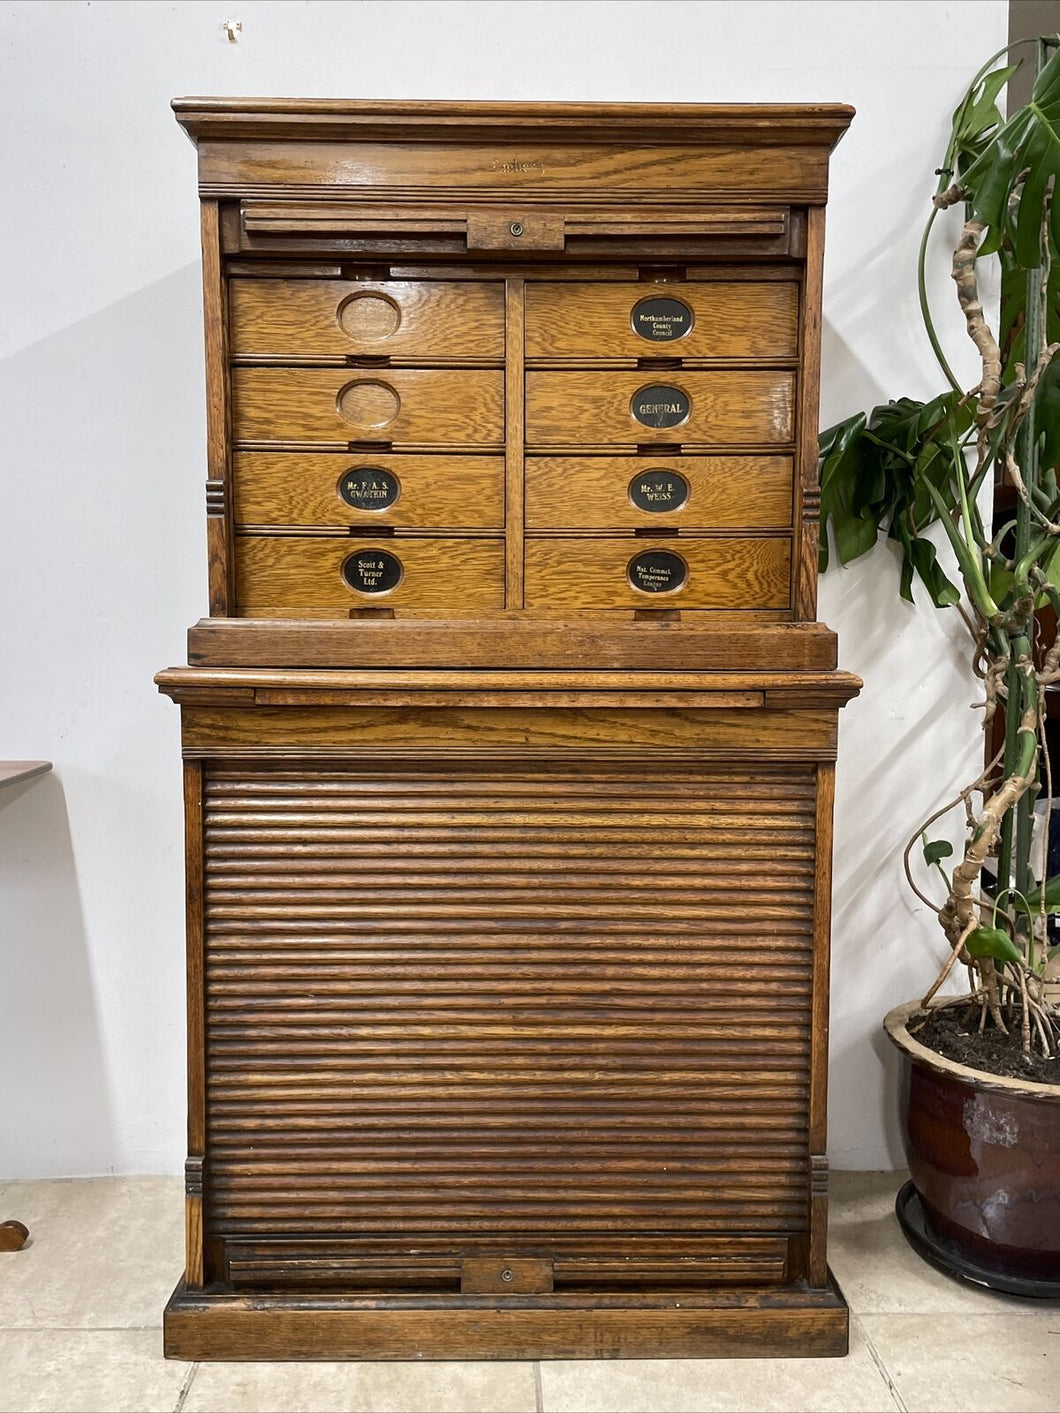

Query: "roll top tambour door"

xmin=201 ymin=761 xmax=817 ymax=1288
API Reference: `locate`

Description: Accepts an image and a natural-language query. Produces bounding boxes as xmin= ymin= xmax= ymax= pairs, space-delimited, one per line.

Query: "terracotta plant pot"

xmin=884 ymin=999 xmax=1060 ymax=1291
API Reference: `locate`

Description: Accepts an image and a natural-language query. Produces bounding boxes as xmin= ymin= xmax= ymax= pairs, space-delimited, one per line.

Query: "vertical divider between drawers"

xmin=504 ymin=277 xmax=526 ymax=609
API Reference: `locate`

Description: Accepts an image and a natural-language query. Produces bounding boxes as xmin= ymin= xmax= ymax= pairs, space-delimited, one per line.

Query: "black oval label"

xmin=342 ymin=548 xmax=403 ymax=594
xmin=629 ymin=469 xmax=689 ymax=513
xmin=339 ymin=466 xmax=399 ymax=511
xmin=631 ymin=384 xmax=690 ymax=430
xmin=631 ymin=296 xmax=694 ymax=343
xmin=628 ymin=550 xmax=688 ymax=595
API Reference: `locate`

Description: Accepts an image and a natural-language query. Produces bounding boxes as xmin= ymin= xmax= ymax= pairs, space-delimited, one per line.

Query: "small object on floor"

xmin=0 ymin=1220 xmax=30 ymax=1252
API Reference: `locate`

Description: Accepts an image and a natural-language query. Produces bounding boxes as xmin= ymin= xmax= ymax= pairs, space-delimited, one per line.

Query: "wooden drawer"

xmin=229 ymin=279 xmax=505 ymax=360
xmin=525 ymin=281 xmax=798 ymax=359
xmin=236 ymin=536 xmax=505 ymax=614
xmin=524 ymin=371 xmax=794 ymax=447
xmin=524 ymin=536 xmax=791 ymax=610
xmin=525 ymin=456 xmax=793 ymax=530
xmin=232 ymin=368 xmax=505 ymax=446
xmin=233 ymin=453 xmax=505 ymax=529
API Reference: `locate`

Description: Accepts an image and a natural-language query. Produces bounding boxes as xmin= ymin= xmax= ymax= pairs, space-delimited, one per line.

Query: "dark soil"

xmin=911 ymin=1005 xmax=1060 ymax=1085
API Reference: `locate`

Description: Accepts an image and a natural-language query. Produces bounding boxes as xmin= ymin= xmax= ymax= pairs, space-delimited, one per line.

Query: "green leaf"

xmin=962 ymin=46 xmax=1060 ymax=265
xmin=818 ymin=393 xmax=975 ymax=606
xmin=1019 ymin=872 xmax=1060 ymax=912
xmin=833 ymin=508 xmax=880 ymax=564
xmin=906 ymin=537 xmax=961 ymax=608
xmin=1036 ymin=354 xmax=1060 ymax=472
xmin=923 ymin=838 xmax=954 ymax=867
xmin=964 ymin=926 xmax=1023 ymax=966
xmin=953 ymin=64 xmax=1019 ymax=170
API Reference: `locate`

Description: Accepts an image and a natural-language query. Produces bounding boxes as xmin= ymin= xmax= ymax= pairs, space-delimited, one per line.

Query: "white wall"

xmin=0 ymin=0 xmax=1007 ymax=1178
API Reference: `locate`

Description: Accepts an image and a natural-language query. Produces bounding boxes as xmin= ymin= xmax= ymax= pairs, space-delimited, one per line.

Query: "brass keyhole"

xmin=509 ymin=222 xmax=524 ymax=237
xmin=501 ymin=1268 xmax=514 ymax=1283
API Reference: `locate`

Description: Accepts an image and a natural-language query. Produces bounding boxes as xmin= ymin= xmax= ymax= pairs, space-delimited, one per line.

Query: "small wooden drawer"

xmin=233 ymin=453 xmax=505 ymax=529
xmin=232 ymin=368 xmax=505 ymax=447
xmin=525 ymin=281 xmax=798 ymax=359
xmin=524 ymin=536 xmax=791 ymax=610
xmin=525 ymin=456 xmax=793 ymax=530
xmin=524 ymin=371 xmax=794 ymax=447
xmin=236 ymin=535 xmax=505 ymax=614
xmin=229 ymin=279 xmax=505 ymax=359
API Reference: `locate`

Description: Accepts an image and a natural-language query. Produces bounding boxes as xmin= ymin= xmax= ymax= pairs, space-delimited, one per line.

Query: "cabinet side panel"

xmin=201 ymin=201 xmax=233 ymax=615
xmin=808 ymin=761 xmax=836 ymax=1286
xmin=183 ymin=760 xmax=206 ymax=1288
xmin=793 ymin=206 xmax=825 ymax=621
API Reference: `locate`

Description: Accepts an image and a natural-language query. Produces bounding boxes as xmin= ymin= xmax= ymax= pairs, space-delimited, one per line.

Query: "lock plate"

xmin=460 ymin=1256 xmax=554 ymax=1294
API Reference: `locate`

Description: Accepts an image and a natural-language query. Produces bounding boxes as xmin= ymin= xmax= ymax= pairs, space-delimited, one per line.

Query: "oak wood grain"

xmin=201 ymin=202 xmax=233 ymax=614
xmin=194 ymin=139 xmax=836 ymax=204
xmin=164 ymin=1279 xmax=849 ymax=1359
xmin=525 ymin=370 xmax=795 ymax=447
xmin=182 ymin=617 xmax=843 ymax=671
xmin=524 ymin=537 xmax=791 ymax=611
xmin=525 ymin=456 xmax=793 ymax=530
xmin=526 ymin=282 xmax=798 ymax=360
xmin=232 ymin=368 xmax=504 ymax=446
xmin=505 ymin=279 xmax=525 ymax=607
xmin=809 ymin=762 xmax=837 ymax=1287
xmin=229 ymin=279 xmax=504 ymax=359
xmin=178 ymin=705 xmax=838 ymax=755
xmin=232 ymin=453 xmax=505 ymax=529
xmin=236 ymin=536 xmax=505 ymax=615
xmin=794 ymin=205 xmax=826 ymax=621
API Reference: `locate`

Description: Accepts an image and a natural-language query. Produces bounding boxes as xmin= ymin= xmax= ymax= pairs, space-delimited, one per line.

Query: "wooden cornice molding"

xmin=172 ymin=98 xmax=855 ymax=150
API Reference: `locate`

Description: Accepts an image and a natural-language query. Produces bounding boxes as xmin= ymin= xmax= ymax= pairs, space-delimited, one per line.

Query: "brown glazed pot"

xmin=885 ymin=1000 xmax=1060 ymax=1282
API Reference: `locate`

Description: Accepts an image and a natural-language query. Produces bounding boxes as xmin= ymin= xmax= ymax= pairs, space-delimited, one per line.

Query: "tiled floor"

xmin=0 ymin=1173 xmax=1056 ymax=1412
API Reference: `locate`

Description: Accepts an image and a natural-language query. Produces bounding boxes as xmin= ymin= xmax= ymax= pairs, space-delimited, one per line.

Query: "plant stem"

xmin=917 ymin=38 xmax=1037 ymax=390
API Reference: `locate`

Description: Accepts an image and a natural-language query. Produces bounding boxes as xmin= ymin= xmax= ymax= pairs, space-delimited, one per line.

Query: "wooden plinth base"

xmin=164 ymin=1277 xmax=849 ymax=1361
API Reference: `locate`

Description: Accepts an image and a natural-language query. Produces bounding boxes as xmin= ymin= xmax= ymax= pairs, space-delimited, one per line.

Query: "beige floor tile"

xmin=861 ymin=1312 xmax=1060 ymax=1412
xmin=829 ymin=1172 xmax=1059 ymax=1318
xmin=0 ymin=1328 xmax=188 ymax=1413
xmin=537 ymin=1323 xmax=897 ymax=1412
xmin=182 ymin=1358 xmax=538 ymax=1412
xmin=0 ymin=1177 xmax=182 ymax=1329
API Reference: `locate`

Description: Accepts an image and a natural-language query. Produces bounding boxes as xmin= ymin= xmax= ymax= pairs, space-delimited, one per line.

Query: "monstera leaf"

xmin=818 ymin=395 xmax=969 ymax=606
xmin=962 ymin=46 xmax=1060 ymax=263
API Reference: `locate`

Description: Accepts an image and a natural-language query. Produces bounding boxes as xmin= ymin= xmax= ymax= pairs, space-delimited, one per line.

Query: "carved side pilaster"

xmin=185 ymin=1156 xmax=205 ymax=1287
xmin=808 ymin=1153 xmax=829 ymax=1287
xmin=205 ymin=479 xmax=226 ymax=518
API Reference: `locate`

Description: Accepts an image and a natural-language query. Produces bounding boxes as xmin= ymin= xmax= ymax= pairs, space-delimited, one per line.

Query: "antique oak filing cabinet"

xmin=159 ymin=100 xmax=860 ymax=1360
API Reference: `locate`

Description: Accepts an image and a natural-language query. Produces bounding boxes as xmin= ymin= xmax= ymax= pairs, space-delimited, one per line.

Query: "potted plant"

xmin=821 ymin=36 xmax=1060 ymax=1293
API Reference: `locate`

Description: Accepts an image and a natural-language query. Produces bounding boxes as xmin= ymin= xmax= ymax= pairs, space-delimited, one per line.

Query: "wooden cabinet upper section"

xmin=174 ymin=99 xmax=851 ymax=622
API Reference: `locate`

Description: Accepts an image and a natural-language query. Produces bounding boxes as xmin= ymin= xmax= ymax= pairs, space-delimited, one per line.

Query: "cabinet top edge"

xmin=171 ymin=97 xmax=855 ymax=149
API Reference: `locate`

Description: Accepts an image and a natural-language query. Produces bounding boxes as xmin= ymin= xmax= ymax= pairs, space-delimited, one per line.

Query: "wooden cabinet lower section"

xmin=159 ymin=657 xmax=856 ymax=1359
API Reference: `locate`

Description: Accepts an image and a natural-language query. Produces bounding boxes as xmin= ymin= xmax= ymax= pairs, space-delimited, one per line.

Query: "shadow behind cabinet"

xmin=158 ymin=100 xmax=860 ymax=1360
